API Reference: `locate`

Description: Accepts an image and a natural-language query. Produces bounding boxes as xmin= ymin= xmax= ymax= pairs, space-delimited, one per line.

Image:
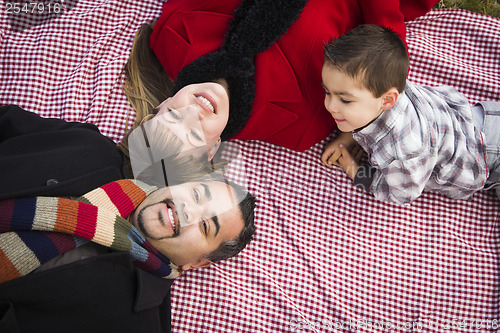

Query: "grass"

xmin=434 ymin=0 xmax=500 ymax=18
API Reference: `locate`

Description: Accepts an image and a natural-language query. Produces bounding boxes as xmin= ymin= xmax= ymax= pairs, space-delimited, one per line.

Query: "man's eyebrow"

xmin=202 ymin=182 xmax=220 ymax=237
xmin=212 ymin=215 xmax=221 ymax=237
xmin=201 ymin=183 xmax=212 ymax=200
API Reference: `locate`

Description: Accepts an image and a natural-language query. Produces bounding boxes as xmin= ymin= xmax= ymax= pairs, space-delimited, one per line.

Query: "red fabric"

xmin=101 ymin=180 xmax=137 ymax=218
xmin=150 ymin=0 xmax=438 ymax=151
xmin=75 ymin=202 xmax=98 ymax=240
xmin=149 ymin=0 xmax=241 ymax=81
xmin=400 ymin=0 xmax=441 ymax=20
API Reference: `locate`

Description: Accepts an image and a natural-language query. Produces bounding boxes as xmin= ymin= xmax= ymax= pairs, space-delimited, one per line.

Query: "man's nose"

xmin=179 ymin=202 xmax=203 ymax=228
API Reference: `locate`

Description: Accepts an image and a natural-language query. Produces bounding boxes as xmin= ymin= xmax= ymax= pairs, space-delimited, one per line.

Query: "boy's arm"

xmin=336 ymin=144 xmax=359 ymax=180
xmin=337 ymin=145 xmax=380 ymax=195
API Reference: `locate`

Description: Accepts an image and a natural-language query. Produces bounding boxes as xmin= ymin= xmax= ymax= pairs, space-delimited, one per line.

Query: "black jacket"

xmin=0 ymin=104 xmax=126 ymax=200
xmin=0 ymin=105 xmax=173 ymax=333
xmin=0 ymin=252 xmax=173 ymax=333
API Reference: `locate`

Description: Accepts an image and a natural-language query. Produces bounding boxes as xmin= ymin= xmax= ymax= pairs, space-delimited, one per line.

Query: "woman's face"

xmin=153 ymin=82 xmax=230 ymax=151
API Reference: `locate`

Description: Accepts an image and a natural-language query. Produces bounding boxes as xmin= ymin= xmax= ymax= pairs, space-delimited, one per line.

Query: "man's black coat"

xmin=0 ymin=105 xmax=174 ymax=333
xmin=0 ymin=104 xmax=126 ymax=200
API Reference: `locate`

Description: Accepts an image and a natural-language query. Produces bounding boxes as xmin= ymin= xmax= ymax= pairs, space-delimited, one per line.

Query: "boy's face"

xmin=321 ymin=64 xmax=386 ymax=132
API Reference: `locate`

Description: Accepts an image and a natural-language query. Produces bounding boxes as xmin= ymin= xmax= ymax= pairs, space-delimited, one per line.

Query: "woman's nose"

xmin=181 ymin=105 xmax=204 ymax=126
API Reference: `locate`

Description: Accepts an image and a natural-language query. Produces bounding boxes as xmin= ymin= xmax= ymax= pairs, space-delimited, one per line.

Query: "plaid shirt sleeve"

xmin=353 ymin=81 xmax=488 ymax=205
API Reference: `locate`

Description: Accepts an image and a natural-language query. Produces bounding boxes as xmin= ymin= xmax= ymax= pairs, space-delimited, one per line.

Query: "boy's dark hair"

xmin=323 ymin=24 xmax=409 ymax=97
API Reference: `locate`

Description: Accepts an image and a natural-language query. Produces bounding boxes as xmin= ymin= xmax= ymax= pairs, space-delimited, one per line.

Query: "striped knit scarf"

xmin=0 ymin=179 xmax=180 ymax=283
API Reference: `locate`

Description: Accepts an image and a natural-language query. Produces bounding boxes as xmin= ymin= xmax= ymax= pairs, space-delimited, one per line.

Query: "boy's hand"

xmin=338 ymin=144 xmax=360 ymax=181
xmin=321 ymin=132 xmax=361 ymax=167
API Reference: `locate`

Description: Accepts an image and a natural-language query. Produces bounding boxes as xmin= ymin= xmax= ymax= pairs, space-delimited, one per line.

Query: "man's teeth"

xmin=168 ymin=208 xmax=175 ymax=230
xmin=197 ymin=96 xmax=215 ymax=113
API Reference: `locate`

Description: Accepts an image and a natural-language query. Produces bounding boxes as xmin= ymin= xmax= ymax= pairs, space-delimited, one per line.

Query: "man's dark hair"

xmin=204 ymin=178 xmax=257 ymax=262
xmin=323 ymin=24 xmax=409 ymax=97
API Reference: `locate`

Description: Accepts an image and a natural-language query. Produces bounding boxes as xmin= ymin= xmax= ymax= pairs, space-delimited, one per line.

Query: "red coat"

xmin=150 ymin=0 xmax=437 ymax=151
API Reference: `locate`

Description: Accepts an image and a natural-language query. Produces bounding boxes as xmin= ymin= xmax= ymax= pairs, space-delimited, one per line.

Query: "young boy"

xmin=320 ymin=24 xmax=500 ymax=205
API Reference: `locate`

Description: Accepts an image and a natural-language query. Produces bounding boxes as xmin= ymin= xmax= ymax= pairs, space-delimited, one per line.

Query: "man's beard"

xmin=136 ymin=199 xmax=180 ymax=240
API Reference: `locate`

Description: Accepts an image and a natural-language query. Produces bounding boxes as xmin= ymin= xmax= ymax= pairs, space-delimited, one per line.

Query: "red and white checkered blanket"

xmin=1 ymin=1 xmax=499 ymax=332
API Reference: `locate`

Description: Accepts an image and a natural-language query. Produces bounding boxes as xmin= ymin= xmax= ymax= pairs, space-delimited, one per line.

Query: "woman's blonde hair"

xmin=119 ymin=22 xmax=170 ymax=177
xmin=122 ymin=22 xmax=173 ymax=125
xmin=129 ymin=118 xmax=217 ymax=186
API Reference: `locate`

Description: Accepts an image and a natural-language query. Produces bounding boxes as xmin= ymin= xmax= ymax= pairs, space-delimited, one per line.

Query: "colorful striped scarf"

xmin=0 ymin=179 xmax=180 ymax=283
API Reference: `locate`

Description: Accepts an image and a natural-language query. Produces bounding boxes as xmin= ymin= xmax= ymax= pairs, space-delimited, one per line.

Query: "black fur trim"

xmin=222 ymin=0 xmax=309 ymax=55
xmin=173 ymin=0 xmax=308 ymax=140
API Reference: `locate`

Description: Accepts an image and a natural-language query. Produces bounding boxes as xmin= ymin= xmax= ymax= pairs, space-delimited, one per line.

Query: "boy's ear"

xmin=381 ymin=88 xmax=399 ymax=110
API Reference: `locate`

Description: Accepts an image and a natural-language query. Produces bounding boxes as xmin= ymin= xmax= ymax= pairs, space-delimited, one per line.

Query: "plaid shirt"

xmin=353 ymin=81 xmax=487 ymax=205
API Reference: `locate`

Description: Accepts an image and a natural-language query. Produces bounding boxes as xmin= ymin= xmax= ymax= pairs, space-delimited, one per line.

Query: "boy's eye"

xmin=323 ymin=90 xmax=331 ymax=95
xmin=340 ymin=99 xmax=352 ymax=104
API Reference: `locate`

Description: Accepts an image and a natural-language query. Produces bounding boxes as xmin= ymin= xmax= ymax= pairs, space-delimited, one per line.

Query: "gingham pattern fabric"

xmin=1 ymin=2 xmax=499 ymax=332
xmin=0 ymin=0 xmax=162 ymax=142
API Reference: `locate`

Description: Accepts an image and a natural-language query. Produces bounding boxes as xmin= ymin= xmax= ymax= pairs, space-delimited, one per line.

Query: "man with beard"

xmin=0 ymin=108 xmax=256 ymax=333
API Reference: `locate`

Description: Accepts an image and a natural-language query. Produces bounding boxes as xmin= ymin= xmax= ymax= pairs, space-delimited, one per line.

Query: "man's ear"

xmin=381 ymin=88 xmax=399 ymax=110
xmin=180 ymin=258 xmax=212 ymax=271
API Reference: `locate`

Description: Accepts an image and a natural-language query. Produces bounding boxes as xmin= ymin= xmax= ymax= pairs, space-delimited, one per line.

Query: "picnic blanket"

xmin=1 ymin=1 xmax=499 ymax=332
